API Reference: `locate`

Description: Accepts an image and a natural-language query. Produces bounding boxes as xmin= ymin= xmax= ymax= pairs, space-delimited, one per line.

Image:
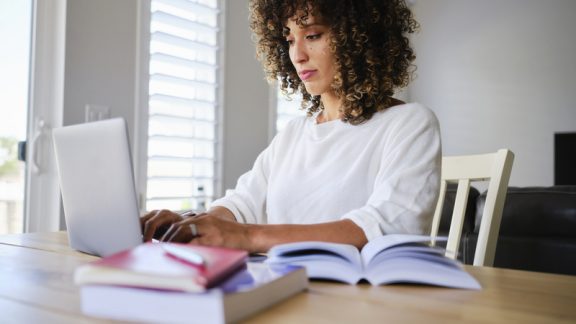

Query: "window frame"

xmin=25 ymin=0 xmax=66 ymax=232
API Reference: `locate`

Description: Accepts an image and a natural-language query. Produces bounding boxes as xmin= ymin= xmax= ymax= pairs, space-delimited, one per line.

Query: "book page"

xmin=366 ymin=245 xmax=449 ymax=268
xmin=364 ymin=257 xmax=481 ymax=289
xmin=360 ymin=234 xmax=435 ymax=267
xmin=266 ymin=241 xmax=363 ymax=283
xmin=267 ymin=241 xmax=362 ymax=267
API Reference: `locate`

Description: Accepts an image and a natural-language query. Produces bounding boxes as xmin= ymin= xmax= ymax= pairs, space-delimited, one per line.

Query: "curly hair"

xmin=249 ymin=0 xmax=419 ymax=125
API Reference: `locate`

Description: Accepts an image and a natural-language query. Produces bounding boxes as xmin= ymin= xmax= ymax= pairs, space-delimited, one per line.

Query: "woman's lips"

xmin=299 ymin=70 xmax=316 ymax=81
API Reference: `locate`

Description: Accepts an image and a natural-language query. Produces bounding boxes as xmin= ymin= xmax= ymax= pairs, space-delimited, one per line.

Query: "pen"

xmin=162 ymin=244 xmax=205 ymax=267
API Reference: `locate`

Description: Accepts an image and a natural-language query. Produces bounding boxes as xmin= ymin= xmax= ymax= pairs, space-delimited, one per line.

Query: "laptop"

xmin=52 ymin=118 xmax=143 ymax=256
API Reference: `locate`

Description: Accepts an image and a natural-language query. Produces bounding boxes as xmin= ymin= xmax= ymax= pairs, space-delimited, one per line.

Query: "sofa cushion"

xmin=463 ymin=234 xmax=576 ymax=275
xmin=475 ymin=186 xmax=576 ymax=237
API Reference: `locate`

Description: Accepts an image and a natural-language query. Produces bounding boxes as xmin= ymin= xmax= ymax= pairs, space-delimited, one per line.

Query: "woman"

xmin=141 ymin=0 xmax=441 ymax=253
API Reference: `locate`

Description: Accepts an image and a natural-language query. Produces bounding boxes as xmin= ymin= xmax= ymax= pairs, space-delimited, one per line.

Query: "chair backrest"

xmin=430 ymin=149 xmax=514 ymax=266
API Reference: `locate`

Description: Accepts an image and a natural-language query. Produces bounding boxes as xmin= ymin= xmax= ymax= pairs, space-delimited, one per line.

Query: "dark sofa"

xmin=439 ymin=186 xmax=576 ymax=275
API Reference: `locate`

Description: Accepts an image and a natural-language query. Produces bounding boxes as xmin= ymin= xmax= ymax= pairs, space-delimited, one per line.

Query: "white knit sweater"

xmin=211 ymin=103 xmax=441 ymax=240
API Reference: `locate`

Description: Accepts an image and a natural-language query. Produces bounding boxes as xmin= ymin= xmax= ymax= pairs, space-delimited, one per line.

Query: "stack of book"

xmin=74 ymin=243 xmax=307 ymax=323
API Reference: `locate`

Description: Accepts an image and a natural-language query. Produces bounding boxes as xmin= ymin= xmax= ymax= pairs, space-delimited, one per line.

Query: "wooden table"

xmin=0 ymin=232 xmax=575 ymax=323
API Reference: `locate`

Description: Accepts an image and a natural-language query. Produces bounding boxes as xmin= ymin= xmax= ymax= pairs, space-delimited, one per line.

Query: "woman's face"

xmin=285 ymin=16 xmax=337 ymax=98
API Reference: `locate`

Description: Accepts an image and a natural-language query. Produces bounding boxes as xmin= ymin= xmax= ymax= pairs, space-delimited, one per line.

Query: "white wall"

xmin=221 ymin=1 xmax=270 ymax=191
xmin=410 ymin=0 xmax=576 ymax=186
xmin=63 ymin=0 xmax=138 ymax=141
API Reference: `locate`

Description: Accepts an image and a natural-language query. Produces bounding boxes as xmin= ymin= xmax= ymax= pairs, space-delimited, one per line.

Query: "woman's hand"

xmin=161 ymin=212 xmax=255 ymax=252
xmin=140 ymin=209 xmax=190 ymax=242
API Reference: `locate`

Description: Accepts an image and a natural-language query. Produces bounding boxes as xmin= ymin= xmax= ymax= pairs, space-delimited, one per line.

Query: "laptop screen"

xmin=52 ymin=118 xmax=143 ymax=256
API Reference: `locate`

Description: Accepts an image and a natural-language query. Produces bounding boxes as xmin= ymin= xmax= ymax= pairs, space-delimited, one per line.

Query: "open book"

xmin=266 ymin=234 xmax=481 ymax=289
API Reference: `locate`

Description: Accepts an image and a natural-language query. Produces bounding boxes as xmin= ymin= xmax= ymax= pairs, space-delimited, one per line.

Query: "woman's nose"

xmin=290 ymin=41 xmax=308 ymax=64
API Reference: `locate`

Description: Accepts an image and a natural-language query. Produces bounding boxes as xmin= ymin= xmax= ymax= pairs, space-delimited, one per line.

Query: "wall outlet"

xmin=85 ymin=104 xmax=111 ymax=122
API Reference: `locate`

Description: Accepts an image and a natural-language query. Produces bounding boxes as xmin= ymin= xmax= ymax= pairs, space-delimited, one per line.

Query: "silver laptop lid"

xmin=52 ymin=118 xmax=142 ymax=256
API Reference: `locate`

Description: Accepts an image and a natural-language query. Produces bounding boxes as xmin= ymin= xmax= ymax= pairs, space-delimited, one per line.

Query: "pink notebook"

xmin=74 ymin=243 xmax=248 ymax=292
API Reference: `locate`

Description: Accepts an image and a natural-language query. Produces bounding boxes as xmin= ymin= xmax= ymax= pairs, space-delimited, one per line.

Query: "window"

xmin=0 ymin=0 xmax=32 ymax=234
xmin=146 ymin=0 xmax=220 ymax=212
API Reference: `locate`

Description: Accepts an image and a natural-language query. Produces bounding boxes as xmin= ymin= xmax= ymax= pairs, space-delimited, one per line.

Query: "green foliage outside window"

xmin=0 ymin=137 xmax=20 ymax=178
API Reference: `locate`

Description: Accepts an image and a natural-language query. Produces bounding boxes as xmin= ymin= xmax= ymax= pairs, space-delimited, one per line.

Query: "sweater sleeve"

xmin=341 ymin=106 xmax=442 ymax=240
xmin=209 ymin=135 xmax=278 ymax=224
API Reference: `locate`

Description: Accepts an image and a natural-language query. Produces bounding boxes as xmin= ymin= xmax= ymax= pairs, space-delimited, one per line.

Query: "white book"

xmin=80 ymin=262 xmax=307 ymax=323
xmin=266 ymin=234 xmax=481 ymax=290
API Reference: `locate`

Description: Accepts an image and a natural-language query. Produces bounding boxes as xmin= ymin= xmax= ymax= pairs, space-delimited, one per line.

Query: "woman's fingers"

xmin=161 ymin=222 xmax=183 ymax=242
xmin=139 ymin=210 xmax=158 ymax=233
xmin=162 ymin=214 xmax=209 ymax=242
xmin=162 ymin=219 xmax=198 ymax=243
xmin=153 ymin=212 xmax=248 ymax=250
xmin=141 ymin=210 xmax=183 ymax=242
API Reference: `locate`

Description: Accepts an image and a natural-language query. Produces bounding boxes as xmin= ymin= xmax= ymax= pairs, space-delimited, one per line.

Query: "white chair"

xmin=430 ymin=149 xmax=514 ymax=266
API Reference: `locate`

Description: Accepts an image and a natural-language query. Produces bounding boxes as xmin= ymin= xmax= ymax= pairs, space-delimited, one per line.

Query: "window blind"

xmin=147 ymin=0 xmax=220 ymax=212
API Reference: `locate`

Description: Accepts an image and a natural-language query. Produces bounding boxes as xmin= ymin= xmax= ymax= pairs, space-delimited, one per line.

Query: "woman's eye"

xmin=306 ymin=33 xmax=321 ymax=40
xmin=286 ymin=39 xmax=294 ymax=46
